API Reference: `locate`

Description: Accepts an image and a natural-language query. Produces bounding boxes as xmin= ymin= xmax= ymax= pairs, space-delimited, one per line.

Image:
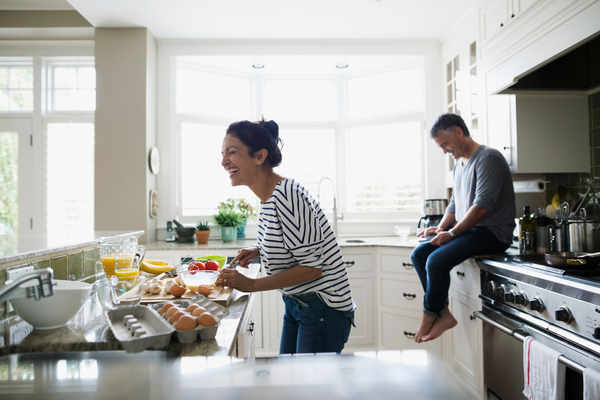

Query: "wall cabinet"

xmin=480 ymin=0 xmax=539 ymax=44
xmin=485 ymin=93 xmax=590 ymax=173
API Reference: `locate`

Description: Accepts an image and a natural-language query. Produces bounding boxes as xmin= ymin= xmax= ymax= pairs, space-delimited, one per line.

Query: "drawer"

xmin=451 ymin=259 xmax=479 ymax=291
xmin=342 ymin=252 xmax=373 ymax=273
xmin=380 ymin=253 xmax=416 ymax=276
xmin=381 ymin=312 xmax=441 ymax=355
xmin=381 ymin=279 xmax=423 ymax=312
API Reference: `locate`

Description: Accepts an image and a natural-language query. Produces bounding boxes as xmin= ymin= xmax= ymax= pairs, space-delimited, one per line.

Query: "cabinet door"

xmin=381 ymin=279 xmax=423 ymax=312
xmin=448 ymin=290 xmax=482 ymax=393
xmin=347 ymin=278 xmax=375 ymax=347
xmin=486 ymin=93 xmax=514 ymax=166
xmin=480 ymin=0 xmax=510 ymax=43
xmin=380 ymin=312 xmax=442 ymax=355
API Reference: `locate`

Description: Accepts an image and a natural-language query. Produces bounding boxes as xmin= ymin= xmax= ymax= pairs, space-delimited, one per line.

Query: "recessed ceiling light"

xmin=336 ymin=63 xmax=349 ymax=69
xmin=252 ymin=64 xmax=265 ymax=69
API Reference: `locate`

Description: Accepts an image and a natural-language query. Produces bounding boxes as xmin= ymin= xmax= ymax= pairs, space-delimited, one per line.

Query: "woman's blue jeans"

xmin=280 ymin=293 xmax=354 ymax=355
xmin=411 ymin=227 xmax=510 ymax=318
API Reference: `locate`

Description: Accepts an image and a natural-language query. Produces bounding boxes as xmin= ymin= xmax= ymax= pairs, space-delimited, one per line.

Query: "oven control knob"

xmin=495 ymin=284 xmax=507 ymax=298
xmin=555 ymin=306 xmax=574 ymax=324
xmin=530 ymin=297 xmax=545 ymax=313
xmin=487 ymin=280 xmax=497 ymax=295
xmin=593 ymin=327 xmax=600 ymax=340
xmin=504 ymin=290 xmax=516 ymax=303
xmin=515 ymin=292 xmax=529 ymax=306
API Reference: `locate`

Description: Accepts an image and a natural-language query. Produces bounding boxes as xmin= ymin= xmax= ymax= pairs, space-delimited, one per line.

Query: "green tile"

xmin=83 ymin=276 xmax=97 ymax=284
xmin=94 ymin=248 xmax=103 ymax=274
xmin=568 ymin=173 xmax=581 ymax=187
xmin=0 ymin=268 xmax=6 ymax=321
xmin=556 ymin=173 xmax=568 ymax=187
xmin=51 ymin=256 xmax=68 ymax=280
xmin=68 ymin=252 xmax=83 ymax=281
xmin=581 ymin=172 xmax=593 ymax=186
xmin=32 ymin=259 xmax=51 ymax=271
xmin=593 ymin=128 xmax=600 ymax=149
xmin=83 ymin=249 xmax=98 ymax=278
xmin=594 ymin=148 xmax=600 ymax=168
xmin=546 ymin=173 xmax=557 ymax=188
xmin=594 ymin=109 xmax=600 ymax=129
xmin=592 ymin=92 xmax=600 ymax=111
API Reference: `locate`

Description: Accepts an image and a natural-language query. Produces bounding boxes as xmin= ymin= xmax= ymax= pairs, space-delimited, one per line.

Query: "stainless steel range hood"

xmin=500 ymin=33 xmax=600 ymax=93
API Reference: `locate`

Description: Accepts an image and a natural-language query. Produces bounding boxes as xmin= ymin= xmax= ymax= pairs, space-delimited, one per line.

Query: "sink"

xmin=344 ymin=239 xmax=366 ymax=244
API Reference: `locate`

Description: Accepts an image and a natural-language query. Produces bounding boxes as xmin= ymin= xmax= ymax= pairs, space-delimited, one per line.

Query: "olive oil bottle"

xmin=519 ymin=205 xmax=536 ymax=254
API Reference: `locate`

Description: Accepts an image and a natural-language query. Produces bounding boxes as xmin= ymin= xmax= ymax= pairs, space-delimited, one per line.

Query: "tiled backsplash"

xmin=545 ymin=91 xmax=600 ymax=217
xmin=0 ymin=247 xmax=102 ymax=322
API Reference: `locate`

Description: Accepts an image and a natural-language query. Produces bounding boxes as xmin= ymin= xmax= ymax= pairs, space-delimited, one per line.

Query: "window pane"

xmin=263 ymin=79 xmax=334 ymax=121
xmin=78 ymin=68 xmax=96 ymax=89
xmin=0 ymin=68 xmax=7 ymax=88
xmin=54 ymin=89 xmax=78 ymax=110
xmin=50 ymin=65 xmax=96 ymax=112
xmin=46 ymin=123 xmax=94 ymax=237
xmin=0 ymin=131 xmax=18 ymax=235
xmin=180 ymin=122 xmax=256 ymax=216
xmin=274 ymin=128 xmax=337 ymax=208
xmin=54 ymin=67 xmax=78 ymax=88
xmin=346 ymin=122 xmax=421 ymax=212
xmin=0 ymin=90 xmax=8 ymax=110
xmin=10 ymin=90 xmax=33 ymax=110
xmin=78 ymin=89 xmax=96 ymax=110
xmin=10 ymin=68 xmax=33 ymax=88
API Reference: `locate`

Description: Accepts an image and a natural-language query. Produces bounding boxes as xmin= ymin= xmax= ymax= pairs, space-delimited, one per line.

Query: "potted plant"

xmin=213 ymin=210 xmax=244 ymax=242
xmin=195 ymin=220 xmax=211 ymax=244
xmin=217 ymin=198 xmax=256 ymax=238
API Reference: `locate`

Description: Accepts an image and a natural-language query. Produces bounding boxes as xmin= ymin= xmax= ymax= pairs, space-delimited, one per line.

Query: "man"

xmin=412 ymin=113 xmax=515 ymax=343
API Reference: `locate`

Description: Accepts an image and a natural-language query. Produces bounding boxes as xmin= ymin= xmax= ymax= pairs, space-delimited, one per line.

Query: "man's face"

xmin=433 ymin=127 xmax=464 ymax=159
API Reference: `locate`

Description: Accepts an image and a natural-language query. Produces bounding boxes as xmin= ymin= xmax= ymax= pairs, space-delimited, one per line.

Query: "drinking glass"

xmin=97 ymin=236 xmax=146 ymax=280
xmin=394 ymin=226 xmax=411 ymax=241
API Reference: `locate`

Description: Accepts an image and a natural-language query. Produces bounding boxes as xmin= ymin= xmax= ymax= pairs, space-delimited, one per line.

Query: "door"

xmin=0 ymin=119 xmax=33 ymax=235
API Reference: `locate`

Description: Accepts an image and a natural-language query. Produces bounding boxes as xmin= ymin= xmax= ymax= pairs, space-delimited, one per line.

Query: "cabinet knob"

xmin=345 ymin=261 xmax=355 ymax=267
xmin=500 ymin=23 xmax=504 ymax=27
xmin=403 ymin=293 xmax=417 ymax=300
xmin=470 ymin=315 xmax=476 ymax=321
xmin=248 ymin=320 xmax=255 ymax=336
xmin=402 ymin=262 xmax=413 ymax=269
xmin=503 ymin=146 xmax=510 ymax=150
xmin=511 ymin=14 xmax=515 ymax=18
xmin=404 ymin=331 xmax=416 ymax=339
xmin=456 ymin=271 xmax=465 ymax=278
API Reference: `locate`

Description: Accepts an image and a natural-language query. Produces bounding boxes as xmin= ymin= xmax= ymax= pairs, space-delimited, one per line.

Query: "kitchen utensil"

xmin=394 ymin=226 xmax=410 ymax=240
xmin=564 ymin=218 xmax=600 ymax=253
xmin=165 ymin=254 xmax=194 ymax=278
xmin=544 ymin=251 xmax=600 ymax=268
xmin=195 ymin=254 xmax=228 ymax=269
xmin=223 ymin=259 xmax=240 ymax=269
xmin=95 ymin=275 xmax=146 ymax=311
xmin=97 ymin=236 xmax=146 ymax=279
xmin=571 ymin=187 xmax=593 ymax=217
xmin=179 ymin=270 xmax=219 ymax=291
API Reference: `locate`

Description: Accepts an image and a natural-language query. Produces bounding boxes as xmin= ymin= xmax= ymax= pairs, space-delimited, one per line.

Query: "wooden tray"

xmin=139 ymin=285 xmax=237 ymax=306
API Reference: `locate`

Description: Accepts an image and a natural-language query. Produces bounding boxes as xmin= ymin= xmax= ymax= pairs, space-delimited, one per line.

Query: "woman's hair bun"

xmin=262 ymin=120 xmax=279 ymax=138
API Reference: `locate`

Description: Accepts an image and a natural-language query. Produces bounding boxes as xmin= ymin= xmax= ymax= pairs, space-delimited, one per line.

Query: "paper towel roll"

xmin=513 ymin=180 xmax=547 ymax=193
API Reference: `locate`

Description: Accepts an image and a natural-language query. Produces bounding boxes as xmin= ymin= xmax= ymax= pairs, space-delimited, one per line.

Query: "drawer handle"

xmin=402 ymin=262 xmax=413 ymax=269
xmin=404 ymin=331 xmax=416 ymax=339
xmin=456 ymin=271 xmax=465 ymax=278
xmin=403 ymin=293 xmax=417 ymax=300
xmin=248 ymin=320 xmax=255 ymax=336
xmin=345 ymin=261 xmax=355 ymax=267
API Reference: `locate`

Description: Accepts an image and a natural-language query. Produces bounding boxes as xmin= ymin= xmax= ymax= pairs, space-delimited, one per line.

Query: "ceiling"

xmin=1 ymin=0 xmax=478 ymax=40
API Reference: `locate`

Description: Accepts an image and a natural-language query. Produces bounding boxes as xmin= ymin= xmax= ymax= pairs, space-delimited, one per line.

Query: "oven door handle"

xmin=473 ymin=311 xmax=586 ymax=373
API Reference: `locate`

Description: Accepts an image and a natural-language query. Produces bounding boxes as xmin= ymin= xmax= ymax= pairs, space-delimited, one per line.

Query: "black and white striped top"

xmin=257 ymin=179 xmax=355 ymax=312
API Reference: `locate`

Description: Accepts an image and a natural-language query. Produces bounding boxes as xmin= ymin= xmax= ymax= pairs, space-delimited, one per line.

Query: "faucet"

xmin=318 ymin=177 xmax=343 ymax=236
xmin=0 ymin=268 xmax=54 ymax=303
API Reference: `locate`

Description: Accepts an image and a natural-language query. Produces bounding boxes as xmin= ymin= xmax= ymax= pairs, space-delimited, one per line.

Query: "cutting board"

xmin=139 ymin=285 xmax=236 ymax=306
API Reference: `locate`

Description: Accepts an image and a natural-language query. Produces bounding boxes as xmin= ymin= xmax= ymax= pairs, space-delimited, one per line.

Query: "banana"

xmin=140 ymin=260 xmax=174 ymax=274
xmin=143 ymin=259 xmax=169 ymax=266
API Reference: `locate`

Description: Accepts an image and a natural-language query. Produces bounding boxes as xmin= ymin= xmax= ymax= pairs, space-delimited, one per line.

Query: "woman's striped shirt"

xmin=257 ymin=178 xmax=355 ymax=312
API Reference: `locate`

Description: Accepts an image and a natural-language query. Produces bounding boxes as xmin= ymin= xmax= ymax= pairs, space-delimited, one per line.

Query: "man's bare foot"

xmin=421 ymin=306 xmax=457 ymax=342
xmin=414 ymin=314 xmax=436 ymax=343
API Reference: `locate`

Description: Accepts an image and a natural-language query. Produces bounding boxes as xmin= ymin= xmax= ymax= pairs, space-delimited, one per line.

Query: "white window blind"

xmin=46 ymin=123 xmax=94 ymax=237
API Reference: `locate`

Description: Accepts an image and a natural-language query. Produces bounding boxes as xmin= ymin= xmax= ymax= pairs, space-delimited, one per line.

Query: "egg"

xmin=170 ymin=310 xmax=186 ymax=323
xmin=176 ymin=314 xmax=197 ymax=331
xmin=170 ymin=284 xmax=187 ymax=298
xmin=186 ymin=304 xmax=199 ymax=313
xmin=160 ymin=302 xmax=176 ymax=315
xmin=198 ymin=312 xmax=218 ymax=326
xmin=196 ymin=284 xmax=213 ymax=296
xmin=192 ymin=306 xmax=208 ymax=317
xmin=165 ymin=306 xmax=181 ymax=320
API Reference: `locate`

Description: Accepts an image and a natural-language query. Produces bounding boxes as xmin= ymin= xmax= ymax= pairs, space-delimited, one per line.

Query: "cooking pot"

xmin=423 ymin=199 xmax=448 ymax=216
xmin=544 ymin=251 xmax=600 ymax=268
xmin=565 ymin=219 xmax=600 ymax=253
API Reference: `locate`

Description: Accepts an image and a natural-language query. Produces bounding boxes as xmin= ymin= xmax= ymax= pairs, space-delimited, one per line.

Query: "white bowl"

xmin=10 ymin=280 xmax=92 ymax=330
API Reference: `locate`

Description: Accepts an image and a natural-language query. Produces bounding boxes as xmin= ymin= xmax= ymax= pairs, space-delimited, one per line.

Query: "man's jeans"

xmin=280 ymin=293 xmax=354 ymax=355
xmin=411 ymin=227 xmax=510 ymax=318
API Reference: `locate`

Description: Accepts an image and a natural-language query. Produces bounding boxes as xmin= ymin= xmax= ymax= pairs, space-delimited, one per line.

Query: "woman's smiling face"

xmin=221 ymin=133 xmax=260 ymax=187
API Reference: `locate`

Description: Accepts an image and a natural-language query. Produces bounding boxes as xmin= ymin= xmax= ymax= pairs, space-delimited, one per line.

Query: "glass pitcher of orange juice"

xmin=97 ymin=236 xmax=145 ymax=280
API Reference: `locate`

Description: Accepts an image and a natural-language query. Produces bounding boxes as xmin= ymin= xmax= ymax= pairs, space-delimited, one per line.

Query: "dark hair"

xmin=226 ymin=118 xmax=283 ymax=167
xmin=429 ymin=113 xmax=470 ymax=138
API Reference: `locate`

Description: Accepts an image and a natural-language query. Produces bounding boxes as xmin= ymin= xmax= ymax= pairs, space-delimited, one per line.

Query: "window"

xmin=0 ymin=65 xmax=34 ymax=111
xmin=0 ymin=131 xmax=18 ymax=234
xmin=263 ymin=79 xmax=335 ymax=121
xmin=49 ymin=64 xmax=96 ymax=111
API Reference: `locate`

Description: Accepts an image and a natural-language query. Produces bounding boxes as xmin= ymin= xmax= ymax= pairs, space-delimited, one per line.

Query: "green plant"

xmin=196 ymin=220 xmax=211 ymax=231
xmin=213 ymin=210 xmax=244 ymax=228
xmin=218 ymin=198 xmax=256 ymax=219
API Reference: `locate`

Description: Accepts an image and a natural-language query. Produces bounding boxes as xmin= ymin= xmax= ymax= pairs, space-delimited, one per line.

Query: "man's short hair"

xmin=429 ymin=113 xmax=470 ymax=138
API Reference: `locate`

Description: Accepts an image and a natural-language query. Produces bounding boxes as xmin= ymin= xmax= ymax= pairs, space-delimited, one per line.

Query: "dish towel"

xmin=523 ymin=336 xmax=566 ymax=400
xmin=584 ymin=367 xmax=600 ymax=400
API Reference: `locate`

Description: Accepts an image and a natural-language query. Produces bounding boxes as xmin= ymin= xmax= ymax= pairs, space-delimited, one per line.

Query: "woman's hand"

xmin=231 ymin=246 xmax=260 ymax=268
xmin=216 ymin=269 xmax=255 ymax=292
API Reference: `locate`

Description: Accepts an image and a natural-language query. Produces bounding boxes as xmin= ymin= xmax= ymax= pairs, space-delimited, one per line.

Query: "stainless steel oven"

xmin=475 ymin=255 xmax=600 ymax=400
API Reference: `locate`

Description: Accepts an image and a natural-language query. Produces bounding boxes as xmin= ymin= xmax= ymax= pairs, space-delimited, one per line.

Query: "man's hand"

xmin=417 ymin=226 xmax=440 ymax=238
xmin=430 ymin=231 xmax=454 ymax=247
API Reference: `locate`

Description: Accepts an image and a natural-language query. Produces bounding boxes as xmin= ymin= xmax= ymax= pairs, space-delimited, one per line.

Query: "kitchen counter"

xmin=0 ymin=349 xmax=478 ymax=399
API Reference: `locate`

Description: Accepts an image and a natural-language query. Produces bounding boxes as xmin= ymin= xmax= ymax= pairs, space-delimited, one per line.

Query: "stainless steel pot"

xmin=423 ymin=199 xmax=448 ymax=216
xmin=565 ymin=219 xmax=600 ymax=253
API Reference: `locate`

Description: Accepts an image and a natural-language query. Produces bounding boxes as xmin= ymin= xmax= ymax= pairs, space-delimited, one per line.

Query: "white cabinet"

xmin=480 ymin=0 xmax=539 ymax=44
xmin=485 ymin=93 xmax=590 ymax=173
xmin=444 ymin=259 xmax=484 ymax=398
xmin=377 ymin=248 xmax=442 ymax=356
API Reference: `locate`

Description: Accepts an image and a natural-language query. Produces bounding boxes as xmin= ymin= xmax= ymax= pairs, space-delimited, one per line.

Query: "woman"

xmin=216 ymin=118 xmax=355 ymax=354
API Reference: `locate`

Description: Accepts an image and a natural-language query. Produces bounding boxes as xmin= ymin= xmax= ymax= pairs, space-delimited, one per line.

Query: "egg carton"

xmin=150 ymin=295 xmax=229 ymax=344
xmin=105 ymin=306 xmax=175 ymax=353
